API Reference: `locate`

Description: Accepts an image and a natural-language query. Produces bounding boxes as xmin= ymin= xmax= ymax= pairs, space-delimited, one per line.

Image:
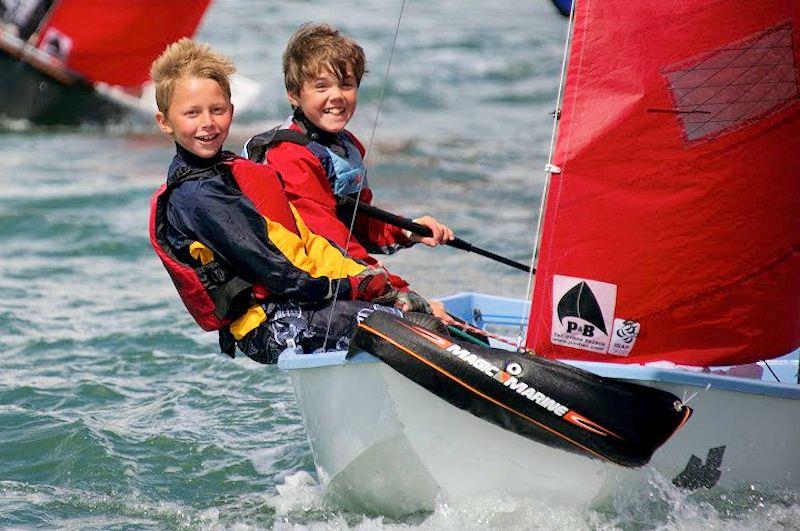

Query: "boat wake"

xmin=266 ymin=471 xmax=612 ymax=529
xmin=609 ymin=471 xmax=800 ymax=531
xmin=266 ymin=468 xmax=800 ymax=529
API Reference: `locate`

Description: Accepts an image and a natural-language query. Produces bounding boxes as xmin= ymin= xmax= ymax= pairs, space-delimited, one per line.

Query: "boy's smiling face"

xmin=289 ymin=65 xmax=358 ymax=133
xmin=156 ymin=76 xmax=233 ymax=158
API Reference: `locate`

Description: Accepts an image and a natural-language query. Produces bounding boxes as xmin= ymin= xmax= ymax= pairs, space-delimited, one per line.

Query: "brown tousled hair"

xmin=150 ymin=37 xmax=236 ymax=113
xmin=283 ymin=23 xmax=366 ymax=97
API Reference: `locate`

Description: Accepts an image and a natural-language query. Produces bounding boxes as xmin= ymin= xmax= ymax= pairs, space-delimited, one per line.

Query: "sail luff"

xmin=522 ymin=2 xmax=578 ymax=347
xmin=526 ymin=0 xmax=800 ymax=366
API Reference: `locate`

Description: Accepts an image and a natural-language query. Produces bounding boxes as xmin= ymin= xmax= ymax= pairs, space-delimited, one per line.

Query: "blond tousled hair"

xmin=283 ymin=23 xmax=366 ymax=97
xmin=150 ymin=37 xmax=236 ymax=113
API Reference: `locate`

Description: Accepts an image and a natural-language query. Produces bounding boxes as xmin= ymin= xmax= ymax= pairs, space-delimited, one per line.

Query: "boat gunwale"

xmin=279 ymin=348 xmax=800 ymax=399
xmin=278 ymin=292 xmax=800 ymax=399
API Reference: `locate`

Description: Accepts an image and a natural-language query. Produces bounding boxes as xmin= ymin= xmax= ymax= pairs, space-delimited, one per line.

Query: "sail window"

xmin=663 ymin=21 xmax=798 ymax=142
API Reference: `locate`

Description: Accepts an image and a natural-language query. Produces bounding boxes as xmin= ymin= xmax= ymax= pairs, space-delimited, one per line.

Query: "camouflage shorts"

xmin=237 ymin=300 xmax=403 ymax=364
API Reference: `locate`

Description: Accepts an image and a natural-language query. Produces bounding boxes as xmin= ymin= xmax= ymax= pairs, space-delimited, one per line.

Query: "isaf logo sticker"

xmin=38 ymin=27 xmax=74 ymax=62
xmin=551 ymin=276 xmax=617 ymax=353
xmin=608 ymin=318 xmax=640 ymax=356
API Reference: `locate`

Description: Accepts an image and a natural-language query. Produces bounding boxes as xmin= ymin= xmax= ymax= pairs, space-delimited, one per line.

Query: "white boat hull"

xmin=279 ymin=293 xmax=800 ymax=516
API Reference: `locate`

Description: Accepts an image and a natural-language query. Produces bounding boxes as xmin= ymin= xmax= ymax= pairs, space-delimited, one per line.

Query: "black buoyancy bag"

xmin=349 ymin=311 xmax=692 ymax=468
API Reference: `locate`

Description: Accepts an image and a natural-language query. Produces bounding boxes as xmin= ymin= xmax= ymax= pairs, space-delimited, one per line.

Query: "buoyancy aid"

xmin=149 ymin=152 xmax=313 ymax=333
xmin=244 ymin=124 xmax=368 ymax=198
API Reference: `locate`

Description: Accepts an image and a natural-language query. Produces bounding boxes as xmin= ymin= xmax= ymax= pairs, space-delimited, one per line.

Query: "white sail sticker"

xmin=551 ymin=275 xmax=617 ymax=353
xmin=39 ymin=27 xmax=74 ymax=62
xmin=608 ymin=319 xmax=640 ymax=356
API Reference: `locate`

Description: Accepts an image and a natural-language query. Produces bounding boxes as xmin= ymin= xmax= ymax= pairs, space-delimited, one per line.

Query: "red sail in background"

xmin=35 ymin=0 xmax=211 ymax=87
xmin=527 ymin=0 xmax=800 ymax=366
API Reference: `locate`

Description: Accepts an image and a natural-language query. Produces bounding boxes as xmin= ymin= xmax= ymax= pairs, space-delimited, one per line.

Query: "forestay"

xmin=527 ymin=0 xmax=800 ymax=366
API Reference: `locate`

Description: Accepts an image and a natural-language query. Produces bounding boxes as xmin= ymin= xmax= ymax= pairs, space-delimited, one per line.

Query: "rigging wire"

xmin=517 ymin=0 xmax=577 ymax=352
xmin=762 ymin=359 xmax=781 ymax=383
xmin=681 ymin=383 xmax=711 ymax=407
xmin=322 ymin=0 xmax=408 ymax=351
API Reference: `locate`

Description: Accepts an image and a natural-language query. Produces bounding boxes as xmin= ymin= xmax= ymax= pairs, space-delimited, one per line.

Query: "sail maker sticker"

xmin=551 ymin=275 xmax=618 ymax=354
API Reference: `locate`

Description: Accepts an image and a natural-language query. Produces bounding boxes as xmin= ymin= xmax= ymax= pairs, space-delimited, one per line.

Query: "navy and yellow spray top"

xmin=149 ymin=145 xmax=379 ymax=345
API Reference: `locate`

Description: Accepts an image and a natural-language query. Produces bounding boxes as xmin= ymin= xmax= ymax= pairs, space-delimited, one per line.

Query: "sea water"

xmin=1 ymin=0 xmax=798 ymax=529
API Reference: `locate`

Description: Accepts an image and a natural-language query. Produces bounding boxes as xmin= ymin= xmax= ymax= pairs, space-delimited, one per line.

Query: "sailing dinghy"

xmin=278 ymin=0 xmax=800 ymax=516
xmin=0 ymin=0 xmax=260 ymax=125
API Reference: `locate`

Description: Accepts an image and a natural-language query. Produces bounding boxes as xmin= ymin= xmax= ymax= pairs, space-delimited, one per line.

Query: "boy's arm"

xmin=348 ymin=188 xmax=414 ymax=255
xmin=267 ymin=144 xmax=378 ymax=262
xmin=169 ymin=180 xmax=351 ymax=302
xmin=349 ymin=188 xmax=455 ymax=250
xmin=266 ymin=142 xmax=411 ymax=290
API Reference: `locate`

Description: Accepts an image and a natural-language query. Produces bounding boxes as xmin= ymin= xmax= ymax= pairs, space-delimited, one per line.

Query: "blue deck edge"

xmin=278 ymin=292 xmax=800 ymax=400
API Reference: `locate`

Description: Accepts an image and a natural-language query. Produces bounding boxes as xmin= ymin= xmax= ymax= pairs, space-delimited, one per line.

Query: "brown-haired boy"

xmin=244 ymin=23 xmax=454 ymax=322
xmin=149 ymin=38 xmax=419 ymax=363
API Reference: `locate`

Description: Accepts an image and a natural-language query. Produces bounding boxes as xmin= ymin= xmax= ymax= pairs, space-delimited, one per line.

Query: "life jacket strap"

xmin=245 ymin=127 xmax=310 ymax=163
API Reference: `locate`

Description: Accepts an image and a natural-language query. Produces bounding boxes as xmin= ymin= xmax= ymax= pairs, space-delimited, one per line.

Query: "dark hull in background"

xmin=550 ymin=0 xmax=571 ymax=16
xmin=0 ymin=48 xmax=129 ymax=126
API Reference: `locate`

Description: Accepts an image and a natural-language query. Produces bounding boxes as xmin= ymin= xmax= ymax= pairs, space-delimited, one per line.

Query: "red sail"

xmin=527 ymin=0 xmax=800 ymax=366
xmin=35 ymin=0 xmax=211 ymax=87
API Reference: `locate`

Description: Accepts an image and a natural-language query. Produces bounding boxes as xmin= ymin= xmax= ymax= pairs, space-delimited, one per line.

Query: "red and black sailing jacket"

xmin=149 ymin=149 xmax=369 ymax=336
xmin=244 ymin=115 xmax=413 ymax=291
